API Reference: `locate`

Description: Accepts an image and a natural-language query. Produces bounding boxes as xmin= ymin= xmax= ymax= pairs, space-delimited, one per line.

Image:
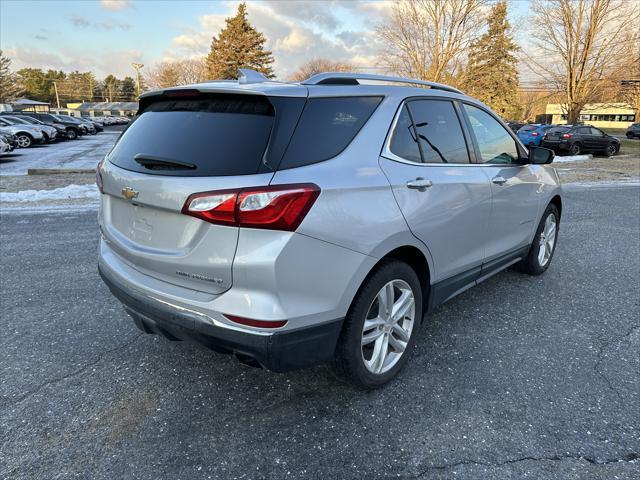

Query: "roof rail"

xmin=301 ymin=72 xmax=463 ymax=94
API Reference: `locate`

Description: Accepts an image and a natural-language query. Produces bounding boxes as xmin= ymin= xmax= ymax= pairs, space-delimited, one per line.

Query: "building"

xmin=51 ymin=101 xmax=138 ymax=118
xmin=7 ymin=98 xmax=51 ymax=112
xmin=545 ymin=103 xmax=636 ymax=129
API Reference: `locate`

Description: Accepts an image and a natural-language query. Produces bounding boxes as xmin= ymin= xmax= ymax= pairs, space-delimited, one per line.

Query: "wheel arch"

xmin=351 ymin=245 xmax=432 ymax=320
xmin=549 ymin=194 xmax=562 ymax=220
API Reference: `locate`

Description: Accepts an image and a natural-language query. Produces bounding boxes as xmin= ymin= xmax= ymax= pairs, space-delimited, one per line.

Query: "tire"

xmin=605 ymin=142 xmax=618 ymax=157
xmin=332 ymin=259 xmax=422 ymax=389
xmin=570 ymin=142 xmax=582 ymax=155
xmin=66 ymin=128 xmax=78 ymax=140
xmin=16 ymin=133 xmax=32 ymax=148
xmin=517 ymin=203 xmax=559 ymax=275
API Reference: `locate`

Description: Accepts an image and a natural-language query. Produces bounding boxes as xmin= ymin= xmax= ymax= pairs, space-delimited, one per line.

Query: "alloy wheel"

xmin=607 ymin=144 xmax=617 ymax=156
xmin=17 ymin=135 xmax=31 ymax=148
xmin=538 ymin=213 xmax=557 ymax=267
xmin=361 ymin=279 xmax=415 ymax=374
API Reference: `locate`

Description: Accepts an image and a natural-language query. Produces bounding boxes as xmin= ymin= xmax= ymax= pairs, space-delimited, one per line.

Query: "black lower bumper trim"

xmin=99 ymin=265 xmax=343 ymax=373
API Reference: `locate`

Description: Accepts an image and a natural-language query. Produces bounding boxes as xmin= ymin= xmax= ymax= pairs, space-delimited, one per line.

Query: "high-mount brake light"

xmin=182 ymin=184 xmax=320 ymax=231
xmin=165 ymin=89 xmax=200 ymax=98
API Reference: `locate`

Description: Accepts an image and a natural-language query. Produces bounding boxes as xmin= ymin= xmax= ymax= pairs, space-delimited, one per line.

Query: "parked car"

xmin=0 ymin=130 xmax=18 ymax=151
xmin=542 ymin=124 xmax=620 ymax=156
xmin=0 ymin=115 xmax=58 ymax=143
xmin=625 ymin=123 xmax=640 ymax=139
xmin=517 ymin=124 xmax=553 ymax=147
xmin=56 ymin=114 xmax=95 ymax=135
xmin=10 ymin=114 xmax=69 ymax=140
xmin=0 ymin=137 xmax=11 ymax=154
xmin=12 ymin=112 xmax=83 ymax=140
xmin=78 ymin=117 xmax=104 ymax=132
xmin=98 ymin=71 xmax=562 ymax=388
xmin=507 ymin=121 xmax=526 ymax=133
xmin=0 ymin=117 xmax=45 ymax=147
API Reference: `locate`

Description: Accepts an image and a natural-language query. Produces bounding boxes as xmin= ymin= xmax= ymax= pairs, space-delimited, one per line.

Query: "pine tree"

xmin=463 ymin=1 xmax=521 ymax=119
xmin=206 ymin=3 xmax=274 ymax=80
xmin=0 ymin=50 xmax=23 ymax=103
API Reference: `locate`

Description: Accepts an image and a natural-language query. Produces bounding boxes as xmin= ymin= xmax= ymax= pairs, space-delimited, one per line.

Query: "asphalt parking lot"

xmin=1 ymin=186 xmax=639 ymax=479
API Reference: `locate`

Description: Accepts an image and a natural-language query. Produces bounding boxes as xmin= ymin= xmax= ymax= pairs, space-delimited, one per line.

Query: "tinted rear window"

xmin=278 ymin=96 xmax=382 ymax=170
xmin=548 ymin=127 xmax=571 ymax=134
xmin=108 ymin=94 xmax=275 ymax=177
xmin=518 ymin=125 xmax=537 ymax=132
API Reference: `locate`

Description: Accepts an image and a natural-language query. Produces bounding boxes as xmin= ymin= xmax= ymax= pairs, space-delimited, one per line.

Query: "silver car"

xmin=98 ymin=70 xmax=562 ymax=388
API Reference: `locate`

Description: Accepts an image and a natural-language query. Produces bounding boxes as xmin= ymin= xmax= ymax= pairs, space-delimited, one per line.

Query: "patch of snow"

xmin=563 ymin=180 xmax=640 ymax=189
xmin=553 ymin=154 xmax=592 ymax=163
xmin=0 ymin=183 xmax=99 ymax=202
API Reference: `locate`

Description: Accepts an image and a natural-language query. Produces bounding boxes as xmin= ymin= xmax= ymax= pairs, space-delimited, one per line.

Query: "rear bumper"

xmin=99 ymin=264 xmax=343 ymax=372
xmin=542 ymin=140 xmax=570 ymax=151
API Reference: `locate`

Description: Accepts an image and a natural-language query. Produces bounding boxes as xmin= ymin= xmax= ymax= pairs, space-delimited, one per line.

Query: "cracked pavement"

xmin=1 ymin=186 xmax=639 ymax=479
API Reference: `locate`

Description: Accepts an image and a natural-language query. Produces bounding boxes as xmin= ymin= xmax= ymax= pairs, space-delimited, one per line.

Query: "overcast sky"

xmin=1 ymin=0 xmax=532 ymax=80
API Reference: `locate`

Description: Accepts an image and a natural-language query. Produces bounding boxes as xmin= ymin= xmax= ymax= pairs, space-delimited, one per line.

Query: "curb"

xmin=28 ymin=168 xmax=96 ymax=175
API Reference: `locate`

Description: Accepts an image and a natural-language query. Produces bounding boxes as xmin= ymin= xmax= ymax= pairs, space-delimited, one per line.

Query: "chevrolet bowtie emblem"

xmin=121 ymin=187 xmax=139 ymax=200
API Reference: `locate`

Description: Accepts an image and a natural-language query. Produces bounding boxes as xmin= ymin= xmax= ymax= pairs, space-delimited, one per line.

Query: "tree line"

xmin=2 ymin=0 xmax=638 ymax=122
xmin=0 ymin=55 xmax=138 ymax=105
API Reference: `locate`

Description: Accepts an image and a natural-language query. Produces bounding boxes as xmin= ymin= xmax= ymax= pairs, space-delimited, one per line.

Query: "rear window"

xmin=518 ymin=125 xmax=537 ymax=132
xmin=108 ymin=94 xmax=276 ymax=177
xmin=278 ymin=96 xmax=382 ymax=170
xmin=548 ymin=127 xmax=571 ymax=134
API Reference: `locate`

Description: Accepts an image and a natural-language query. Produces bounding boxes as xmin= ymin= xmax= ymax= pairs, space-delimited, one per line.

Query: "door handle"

xmin=491 ymin=176 xmax=507 ymax=186
xmin=406 ymin=177 xmax=433 ymax=191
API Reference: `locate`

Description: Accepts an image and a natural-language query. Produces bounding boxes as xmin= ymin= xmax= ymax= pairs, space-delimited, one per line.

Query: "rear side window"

xmin=108 ymin=94 xmax=275 ymax=177
xmin=389 ymin=105 xmax=421 ymax=163
xmin=407 ymin=99 xmax=470 ymax=164
xmin=278 ymin=96 xmax=382 ymax=170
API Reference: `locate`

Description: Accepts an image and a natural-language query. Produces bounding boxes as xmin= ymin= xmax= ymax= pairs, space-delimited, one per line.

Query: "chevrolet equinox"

xmin=98 ymin=70 xmax=562 ymax=388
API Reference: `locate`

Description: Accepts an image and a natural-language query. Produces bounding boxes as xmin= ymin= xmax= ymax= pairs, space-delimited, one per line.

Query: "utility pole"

xmin=131 ymin=63 xmax=144 ymax=98
xmin=53 ymin=81 xmax=61 ymax=109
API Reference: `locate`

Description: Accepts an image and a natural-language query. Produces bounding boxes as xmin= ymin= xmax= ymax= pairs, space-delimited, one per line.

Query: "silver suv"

xmin=98 ymin=70 xmax=562 ymax=388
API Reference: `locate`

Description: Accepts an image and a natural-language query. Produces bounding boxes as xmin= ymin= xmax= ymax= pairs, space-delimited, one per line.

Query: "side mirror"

xmin=529 ymin=146 xmax=555 ymax=165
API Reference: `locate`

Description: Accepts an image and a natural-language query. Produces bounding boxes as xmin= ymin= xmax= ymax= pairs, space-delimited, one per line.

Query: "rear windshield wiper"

xmin=134 ymin=154 xmax=196 ymax=170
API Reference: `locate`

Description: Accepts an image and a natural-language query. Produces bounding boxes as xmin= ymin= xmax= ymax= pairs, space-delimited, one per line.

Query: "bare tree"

xmin=145 ymin=58 xmax=208 ymax=90
xmin=527 ymin=0 xmax=639 ymax=124
xmin=376 ymin=0 xmax=488 ymax=85
xmin=288 ymin=58 xmax=356 ymax=82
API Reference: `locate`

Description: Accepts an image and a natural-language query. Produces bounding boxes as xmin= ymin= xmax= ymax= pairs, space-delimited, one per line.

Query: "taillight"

xmin=224 ymin=314 xmax=287 ymax=329
xmin=562 ymin=133 xmax=572 ymax=139
xmin=532 ymin=132 xmax=539 ymax=136
xmin=182 ymin=183 xmax=320 ymax=231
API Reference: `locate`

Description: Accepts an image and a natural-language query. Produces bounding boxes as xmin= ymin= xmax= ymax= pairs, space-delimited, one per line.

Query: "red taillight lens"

xmin=224 ymin=314 xmax=287 ymax=329
xmin=182 ymin=183 xmax=320 ymax=231
xmin=562 ymin=133 xmax=572 ymax=139
xmin=532 ymin=132 xmax=539 ymax=136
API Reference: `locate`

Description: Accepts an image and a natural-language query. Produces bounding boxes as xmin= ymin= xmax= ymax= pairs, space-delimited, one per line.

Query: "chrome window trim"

xmin=382 ymin=98 xmax=480 ymax=167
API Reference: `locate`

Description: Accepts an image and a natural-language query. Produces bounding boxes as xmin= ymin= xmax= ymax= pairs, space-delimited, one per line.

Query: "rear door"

xmin=99 ymin=90 xmax=305 ymax=295
xmin=379 ymin=98 xmax=492 ymax=283
xmin=461 ymin=103 xmax=542 ymax=261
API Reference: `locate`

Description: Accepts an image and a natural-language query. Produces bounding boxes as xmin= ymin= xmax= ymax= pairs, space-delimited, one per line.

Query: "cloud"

xmin=69 ymin=15 xmax=130 ymax=31
xmin=166 ymin=1 xmax=381 ymax=79
xmin=6 ymin=45 xmax=144 ymax=79
xmin=70 ymin=15 xmax=90 ymax=28
xmin=100 ymin=0 xmax=131 ymax=11
xmin=34 ymin=34 xmax=48 ymax=41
